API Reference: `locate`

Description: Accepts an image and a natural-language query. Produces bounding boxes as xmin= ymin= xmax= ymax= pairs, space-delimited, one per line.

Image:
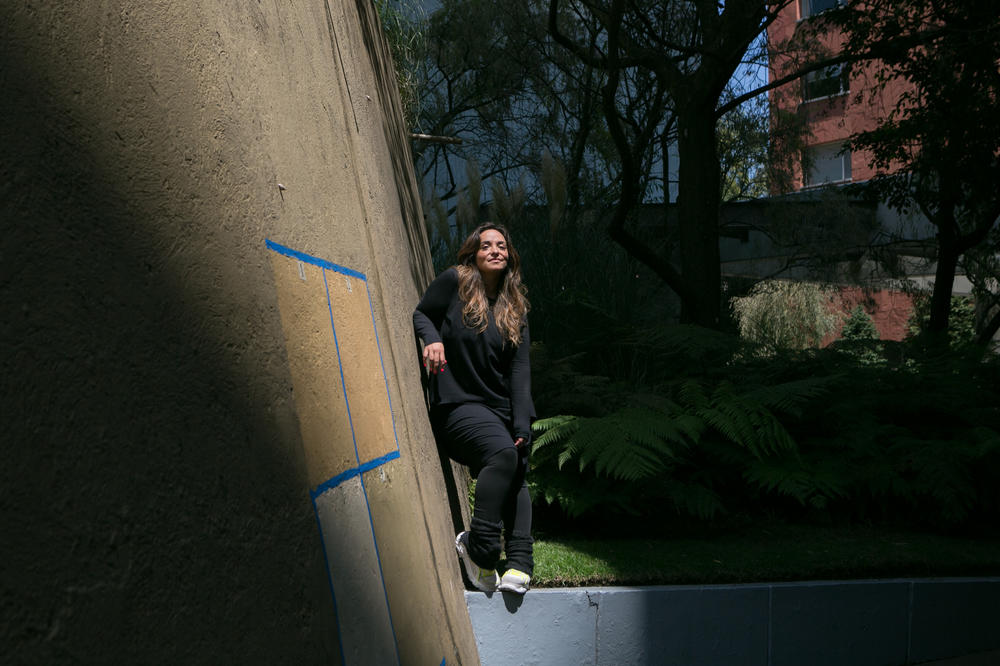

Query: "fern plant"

xmin=530 ymin=373 xmax=839 ymax=521
xmin=526 ymin=298 xmax=1000 ymax=534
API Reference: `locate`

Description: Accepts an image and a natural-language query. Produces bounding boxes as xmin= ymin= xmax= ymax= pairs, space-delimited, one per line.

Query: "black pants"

xmin=433 ymin=402 xmax=533 ymax=575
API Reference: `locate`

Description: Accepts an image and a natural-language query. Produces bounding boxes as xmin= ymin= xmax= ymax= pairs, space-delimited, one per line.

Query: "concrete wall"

xmin=467 ymin=578 xmax=1000 ymax=666
xmin=2 ymin=0 xmax=476 ymax=663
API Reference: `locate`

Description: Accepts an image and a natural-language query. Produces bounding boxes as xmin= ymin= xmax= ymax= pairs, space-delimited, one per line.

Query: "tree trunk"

xmin=676 ymin=109 xmax=722 ymax=327
xmin=927 ymin=232 xmax=959 ymax=334
xmin=976 ymin=305 xmax=1000 ymax=348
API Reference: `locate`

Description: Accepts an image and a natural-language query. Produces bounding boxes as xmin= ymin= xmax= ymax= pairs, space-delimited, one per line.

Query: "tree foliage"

xmin=374 ymin=0 xmax=428 ymax=128
xmin=406 ymin=0 xmax=617 ymax=220
xmin=373 ymin=2 xmax=1000 ymax=536
xmin=907 ymin=294 xmax=978 ymax=350
xmin=961 ymin=229 xmax=1000 ymax=348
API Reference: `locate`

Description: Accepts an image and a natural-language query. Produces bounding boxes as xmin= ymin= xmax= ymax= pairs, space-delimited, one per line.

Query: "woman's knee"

xmin=483 ymin=446 xmax=518 ymax=476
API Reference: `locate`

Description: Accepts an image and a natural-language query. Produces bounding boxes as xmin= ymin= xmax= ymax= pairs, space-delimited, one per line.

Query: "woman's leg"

xmin=469 ymin=447 xmax=519 ymax=568
xmin=439 ymin=404 xmax=519 ymax=570
xmin=501 ymin=454 xmax=533 ymax=576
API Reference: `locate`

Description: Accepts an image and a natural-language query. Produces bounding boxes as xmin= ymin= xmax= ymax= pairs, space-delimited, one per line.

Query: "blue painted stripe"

xmin=311 ymin=496 xmax=348 ymax=666
xmin=265 ymin=238 xmax=368 ymax=281
xmin=358 ymin=449 xmax=402 ymax=665
xmin=323 ymin=269 xmax=362 ymax=467
xmin=359 ymin=450 xmax=402 ymax=475
xmin=365 ymin=282 xmax=401 ymax=452
xmin=309 ymin=450 xmax=401 ymax=500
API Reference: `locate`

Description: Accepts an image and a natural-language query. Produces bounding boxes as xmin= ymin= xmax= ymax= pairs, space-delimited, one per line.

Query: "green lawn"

xmin=531 ymin=523 xmax=1000 ymax=587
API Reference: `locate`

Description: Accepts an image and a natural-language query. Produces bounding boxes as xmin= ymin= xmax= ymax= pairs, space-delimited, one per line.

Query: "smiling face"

xmin=474 ymin=228 xmax=509 ymax=278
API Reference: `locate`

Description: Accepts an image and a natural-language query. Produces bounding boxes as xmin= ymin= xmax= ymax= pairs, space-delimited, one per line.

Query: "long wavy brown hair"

xmin=455 ymin=223 xmax=529 ymax=346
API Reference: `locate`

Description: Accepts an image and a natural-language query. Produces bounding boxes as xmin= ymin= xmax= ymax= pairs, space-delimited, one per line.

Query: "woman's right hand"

xmin=423 ymin=342 xmax=447 ymax=374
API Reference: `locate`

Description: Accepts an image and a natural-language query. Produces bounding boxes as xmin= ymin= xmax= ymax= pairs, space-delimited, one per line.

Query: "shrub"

xmin=841 ymin=305 xmax=879 ymax=341
xmin=731 ymin=280 xmax=840 ymax=353
xmin=836 ymin=305 xmax=884 ymax=366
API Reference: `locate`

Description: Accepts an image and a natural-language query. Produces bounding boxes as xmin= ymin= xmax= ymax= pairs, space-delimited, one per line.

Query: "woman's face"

xmin=475 ymin=229 xmax=509 ymax=278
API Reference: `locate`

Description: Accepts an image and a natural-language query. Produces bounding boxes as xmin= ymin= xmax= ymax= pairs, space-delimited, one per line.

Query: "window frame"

xmin=802 ymin=142 xmax=853 ymax=188
xmin=802 ymin=63 xmax=849 ymax=102
xmin=799 ymin=0 xmax=846 ymax=19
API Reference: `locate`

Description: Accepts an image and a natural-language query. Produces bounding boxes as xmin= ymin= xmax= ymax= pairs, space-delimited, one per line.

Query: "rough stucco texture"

xmin=1 ymin=0 xmax=476 ymax=663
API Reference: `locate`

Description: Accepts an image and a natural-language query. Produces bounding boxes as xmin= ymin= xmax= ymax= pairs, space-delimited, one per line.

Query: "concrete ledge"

xmin=466 ymin=578 xmax=1000 ymax=666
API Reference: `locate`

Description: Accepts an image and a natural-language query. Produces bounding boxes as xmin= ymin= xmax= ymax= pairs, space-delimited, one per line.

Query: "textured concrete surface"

xmin=467 ymin=578 xmax=1000 ymax=666
xmin=770 ymin=580 xmax=910 ymax=666
xmin=597 ymin=585 xmax=770 ymax=665
xmin=910 ymin=580 xmax=1000 ymax=663
xmin=2 ymin=0 xmax=476 ymax=663
xmin=466 ymin=588 xmax=600 ymax=665
xmin=314 ymin=475 xmax=397 ymax=665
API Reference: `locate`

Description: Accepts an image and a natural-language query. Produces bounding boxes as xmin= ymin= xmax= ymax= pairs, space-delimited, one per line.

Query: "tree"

xmin=841 ymin=305 xmax=879 ymax=342
xmin=825 ymin=0 xmax=1000 ymax=337
xmin=547 ymin=1 xmax=812 ymax=327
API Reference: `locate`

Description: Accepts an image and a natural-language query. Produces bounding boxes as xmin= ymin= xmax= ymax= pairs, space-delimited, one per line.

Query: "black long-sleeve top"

xmin=413 ymin=267 xmax=534 ymax=442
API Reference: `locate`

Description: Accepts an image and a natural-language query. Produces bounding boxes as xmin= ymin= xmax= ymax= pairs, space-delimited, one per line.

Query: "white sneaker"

xmin=497 ymin=568 xmax=531 ymax=594
xmin=455 ymin=532 xmax=498 ymax=592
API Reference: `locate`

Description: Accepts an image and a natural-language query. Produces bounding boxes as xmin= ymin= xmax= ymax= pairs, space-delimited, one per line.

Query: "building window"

xmin=804 ymin=143 xmax=852 ymax=186
xmin=803 ymin=64 xmax=848 ymax=101
xmin=800 ymin=0 xmax=844 ymax=18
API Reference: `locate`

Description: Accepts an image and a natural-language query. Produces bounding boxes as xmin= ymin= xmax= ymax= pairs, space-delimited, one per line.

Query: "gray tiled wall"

xmin=466 ymin=578 xmax=1000 ymax=666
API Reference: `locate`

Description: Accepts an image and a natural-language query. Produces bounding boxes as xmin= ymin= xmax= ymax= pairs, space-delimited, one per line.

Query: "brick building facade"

xmin=764 ymin=0 xmax=921 ymax=342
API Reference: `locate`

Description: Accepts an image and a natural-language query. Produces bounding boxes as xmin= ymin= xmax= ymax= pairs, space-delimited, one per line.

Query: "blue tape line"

xmin=359 ymin=450 xmax=402 ymax=476
xmin=309 ymin=450 xmax=401 ymax=500
xmin=366 ymin=282 xmax=401 ymax=453
xmin=358 ymin=455 xmax=402 ymax=664
xmin=265 ymin=238 xmax=368 ymax=281
xmin=311 ymin=496 xmax=348 ymax=666
xmin=323 ymin=269 xmax=362 ymax=468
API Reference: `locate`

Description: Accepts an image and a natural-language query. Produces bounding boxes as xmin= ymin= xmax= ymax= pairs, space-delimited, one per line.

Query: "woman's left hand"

xmin=514 ymin=437 xmax=525 ymax=449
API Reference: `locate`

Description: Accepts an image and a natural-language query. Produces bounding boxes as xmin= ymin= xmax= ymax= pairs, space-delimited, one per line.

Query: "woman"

xmin=413 ymin=222 xmax=534 ymax=594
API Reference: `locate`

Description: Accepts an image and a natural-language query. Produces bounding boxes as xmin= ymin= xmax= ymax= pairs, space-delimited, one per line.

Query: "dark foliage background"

xmin=378 ymin=0 xmax=1000 ymax=540
xmin=528 ymin=319 xmax=1000 ymax=537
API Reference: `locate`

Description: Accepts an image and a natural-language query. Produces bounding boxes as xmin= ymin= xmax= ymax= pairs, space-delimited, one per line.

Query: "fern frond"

xmin=740 ymin=375 xmax=840 ymax=417
xmin=535 ymin=405 xmax=700 ymax=482
xmin=683 ymin=381 xmax=798 ymax=459
xmin=744 ymin=459 xmax=827 ymax=507
xmin=664 ymin=481 xmax=727 ymax=520
xmin=532 ymin=415 xmax=580 ymax=453
xmin=678 ymin=380 xmax=710 ymax=410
